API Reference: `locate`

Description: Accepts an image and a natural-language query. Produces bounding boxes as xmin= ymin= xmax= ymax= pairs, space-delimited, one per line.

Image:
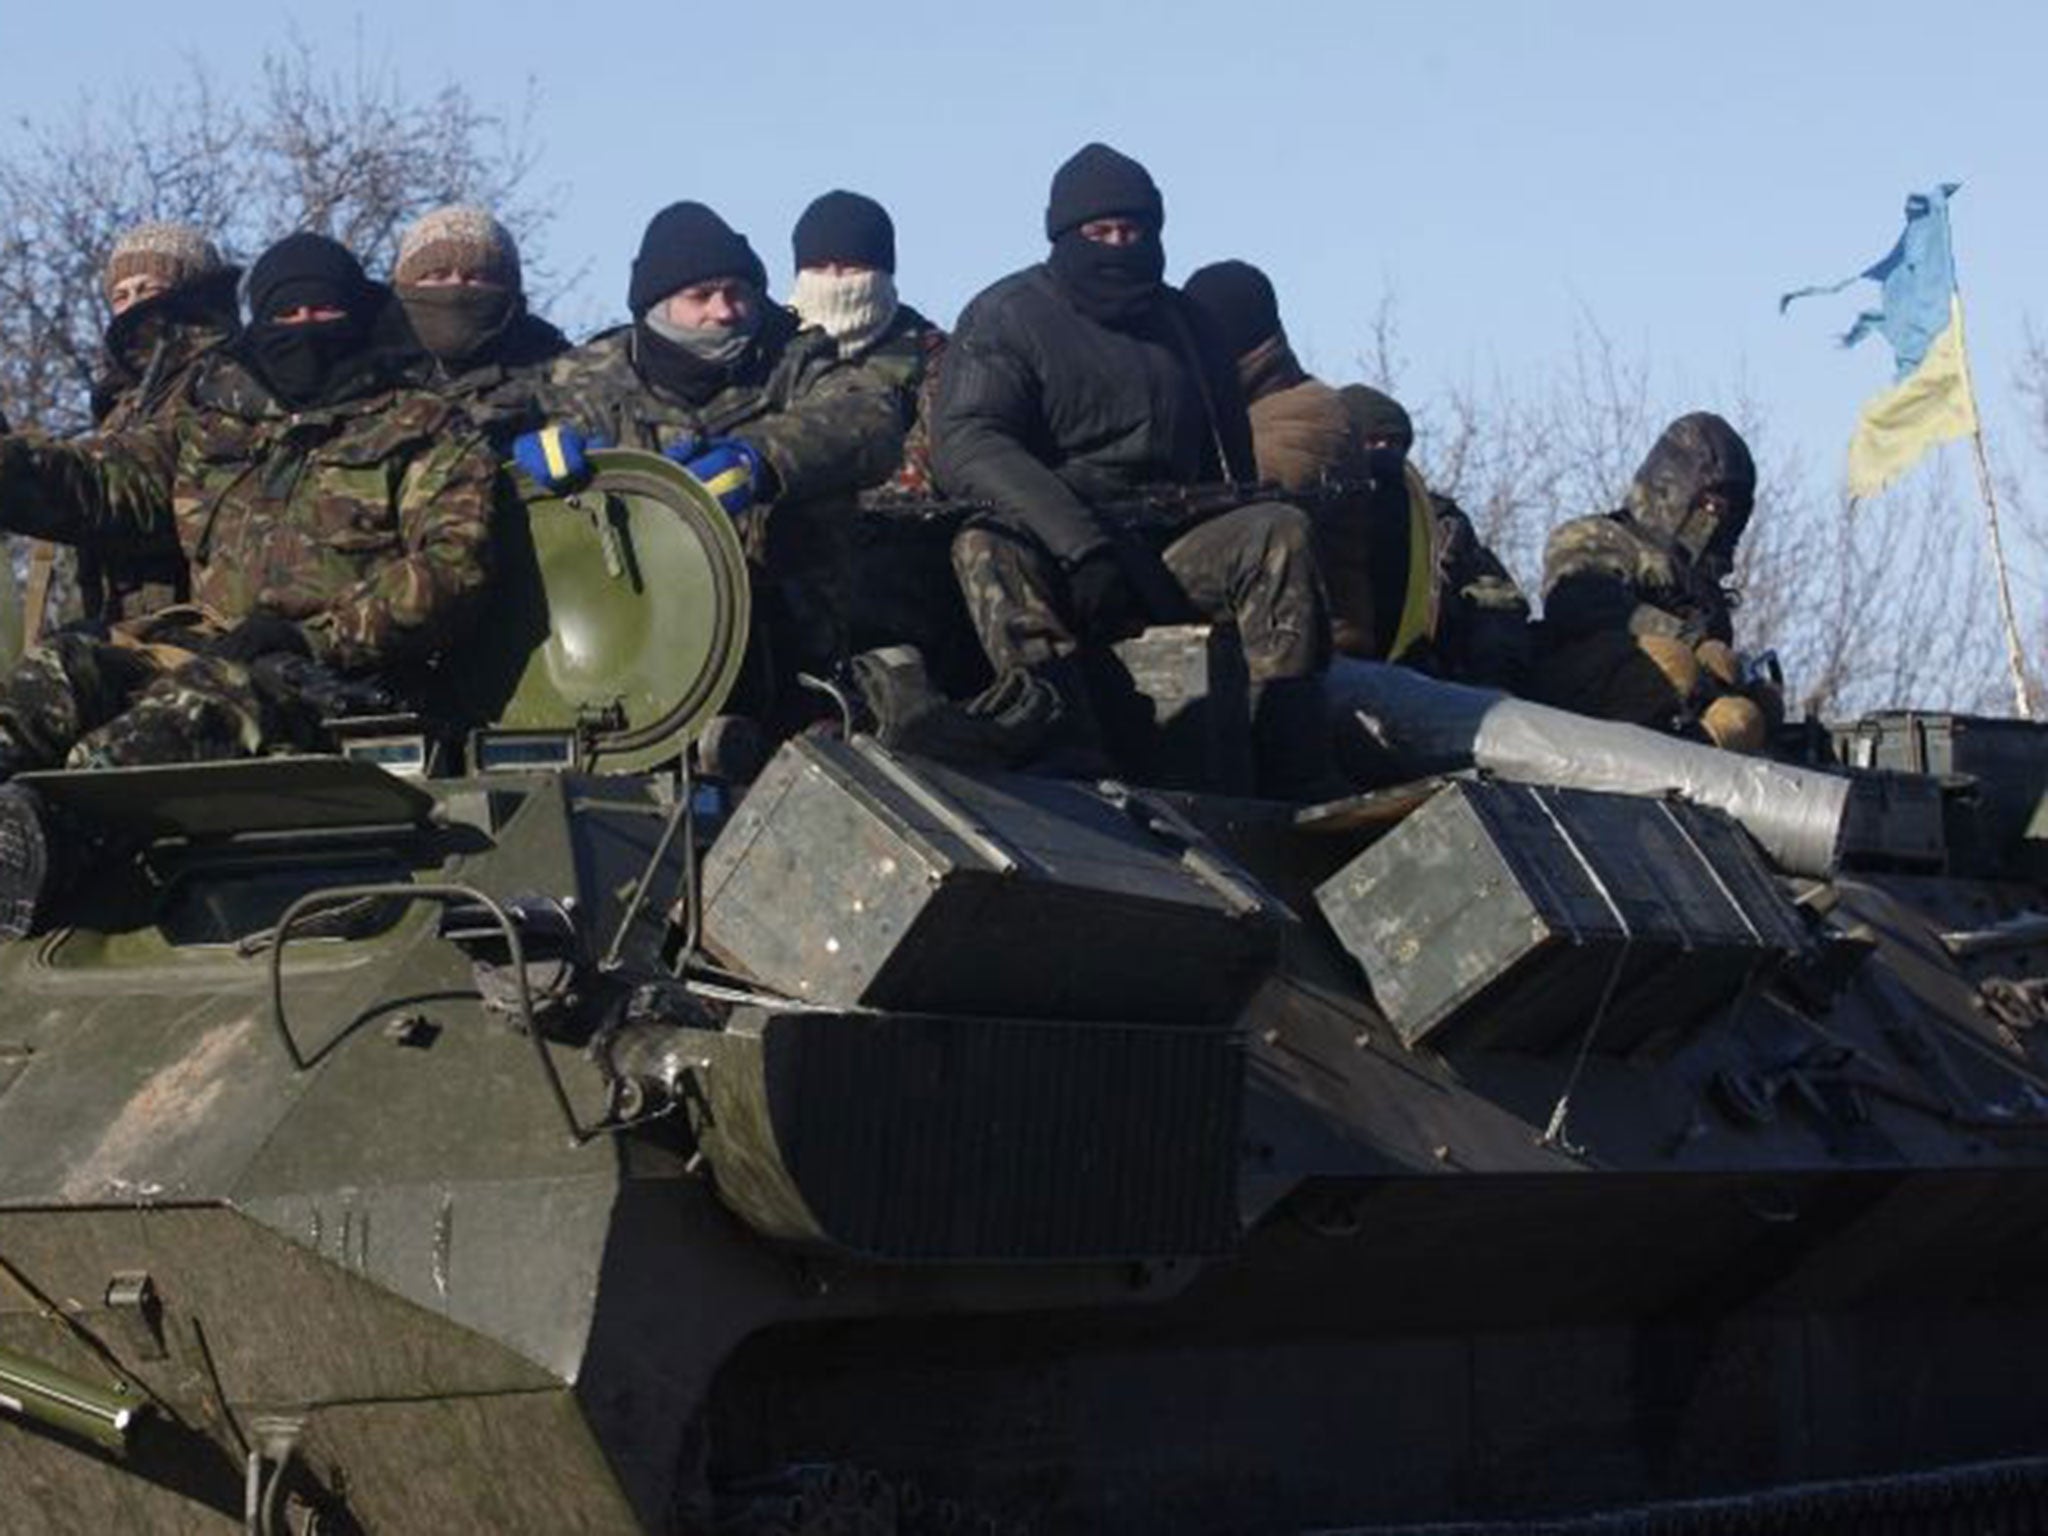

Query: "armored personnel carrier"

xmin=8 ymin=452 xmax=2048 ymax=1534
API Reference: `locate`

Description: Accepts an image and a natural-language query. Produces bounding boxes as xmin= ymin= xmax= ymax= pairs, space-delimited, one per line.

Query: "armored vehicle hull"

xmin=9 ymin=460 xmax=2048 ymax=1533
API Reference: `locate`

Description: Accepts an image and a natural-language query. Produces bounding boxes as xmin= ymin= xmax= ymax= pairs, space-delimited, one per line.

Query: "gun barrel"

xmin=0 ymin=1342 xmax=147 ymax=1451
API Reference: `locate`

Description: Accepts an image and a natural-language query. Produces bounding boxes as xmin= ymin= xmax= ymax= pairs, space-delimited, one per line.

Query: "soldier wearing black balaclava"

xmin=1536 ymin=411 xmax=1775 ymax=751
xmin=932 ymin=142 xmax=1337 ymax=799
xmin=0 ymin=230 xmax=496 ymax=936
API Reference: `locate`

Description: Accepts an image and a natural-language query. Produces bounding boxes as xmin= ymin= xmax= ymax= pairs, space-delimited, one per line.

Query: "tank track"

xmin=1319 ymin=1452 xmax=2048 ymax=1535
xmin=713 ymin=1462 xmax=1028 ymax=1536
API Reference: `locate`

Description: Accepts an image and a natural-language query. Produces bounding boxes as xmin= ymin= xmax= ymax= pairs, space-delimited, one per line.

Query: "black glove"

xmin=247 ymin=654 xmax=398 ymax=721
xmin=209 ymin=614 xmax=313 ymax=665
xmin=1065 ymin=548 xmax=1144 ymax=643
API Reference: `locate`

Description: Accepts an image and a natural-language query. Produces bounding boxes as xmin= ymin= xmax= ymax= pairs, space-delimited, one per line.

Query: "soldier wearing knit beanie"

xmin=103 ymin=222 xmax=227 ymax=315
xmin=391 ymin=205 xmax=567 ymax=444
xmin=78 ymin=222 xmax=239 ymax=625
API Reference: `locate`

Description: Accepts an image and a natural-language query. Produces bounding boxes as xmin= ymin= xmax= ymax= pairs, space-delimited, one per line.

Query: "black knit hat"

xmin=628 ymin=202 xmax=766 ymax=316
xmin=793 ymin=190 xmax=896 ymax=274
xmin=1045 ymin=142 xmax=1164 ymax=241
xmin=246 ymin=232 xmax=371 ymax=322
xmin=1183 ymin=260 xmax=1281 ymax=359
xmin=1338 ymin=385 xmax=1416 ymax=454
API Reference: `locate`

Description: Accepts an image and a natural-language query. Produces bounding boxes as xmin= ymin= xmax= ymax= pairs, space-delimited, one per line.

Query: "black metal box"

xmin=701 ymin=735 xmax=1280 ymax=1025
xmin=1314 ymin=781 xmax=1808 ymax=1055
xmin=1834 ymin=712 xmax=2048 ymax=872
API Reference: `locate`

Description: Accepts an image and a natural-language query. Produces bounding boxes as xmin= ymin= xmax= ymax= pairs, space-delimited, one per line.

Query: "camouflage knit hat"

xmin=394 ymin=206 xmax=522 ymax=291
xmin=103 ymin=222 xmax=225 ymax=304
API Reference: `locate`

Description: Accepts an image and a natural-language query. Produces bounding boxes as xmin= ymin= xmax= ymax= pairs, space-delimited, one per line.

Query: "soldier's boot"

xmin=1252 ymin=675 xmax=1350 ymax=804
xmin=1026 ymin=655 xmax=1116 ymax=782
xmin=0 ymin=783 xmax=60 ymax=941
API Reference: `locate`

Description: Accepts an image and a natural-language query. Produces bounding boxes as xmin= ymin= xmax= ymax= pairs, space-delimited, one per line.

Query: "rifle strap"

xmin=1161 ymin=304 xmax=1239 ymax=482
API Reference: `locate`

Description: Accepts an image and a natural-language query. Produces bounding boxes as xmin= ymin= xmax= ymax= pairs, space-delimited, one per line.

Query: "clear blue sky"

xmin=8 ymin=0 xmax=2045 ymax=486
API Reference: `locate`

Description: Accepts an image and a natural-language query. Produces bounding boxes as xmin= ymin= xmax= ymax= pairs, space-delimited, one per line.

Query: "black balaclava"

xmin=1337 ymin=384 xmax=1421 ymax=656
xmin=1183 ymin=260 xmax=1281 ymax=361
xmin=240 ymin=233 xmax=378 ymax=409
xmin=1626 ymin=411 xmax=1757 ymax=568
xmin=1338 ymin=383 xmax=1416 ymax=484
xmin=628 ymin=201 xmax=768 ymax=402
xmin=1043 ymin=142 xmax=1167 ymax=326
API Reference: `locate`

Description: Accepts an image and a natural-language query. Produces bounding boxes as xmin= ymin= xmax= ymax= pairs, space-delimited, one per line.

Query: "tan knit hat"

xmin=103 ymin=222 xmax=225 ymax=304
xmin=394 ymin=205 xmax=521 ymax=290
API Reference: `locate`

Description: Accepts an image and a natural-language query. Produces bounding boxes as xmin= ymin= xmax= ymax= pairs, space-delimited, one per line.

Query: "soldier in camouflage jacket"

xmin=525 ymin=202 xmax=903 ymax=699
xmin=50 ymin=225 xmax=245 ymax=626
xmin=1535 ymin=412 xmax=1773 ymax=751
xmin=389 ymin=206 xmax=569 ymax=451
xmin=0 ymin=233 xmax=495 ymax=777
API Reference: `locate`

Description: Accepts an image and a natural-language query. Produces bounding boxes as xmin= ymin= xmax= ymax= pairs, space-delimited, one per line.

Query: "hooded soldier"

xmin=391 ymin=205 xmax=568 ymax=448
xmin=1537 ymin=411 xmax=1772 ymax=750
xmin=520 ymin=201 xmax=904 ymax=708
xmin=0 ymin=231 xmax=498 ymax=934
xmin=788 ymin=189 xmax=946 ymax=497
xmin=931 ymin=143 xmax=1337 ymax=799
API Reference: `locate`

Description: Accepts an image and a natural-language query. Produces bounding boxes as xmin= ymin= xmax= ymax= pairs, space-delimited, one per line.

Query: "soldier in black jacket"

xmin=932 ymin=143 xmax=1334 ymax=798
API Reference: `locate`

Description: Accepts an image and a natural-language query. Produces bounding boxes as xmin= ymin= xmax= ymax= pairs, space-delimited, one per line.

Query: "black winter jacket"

xmin=931 ymin=265 xmax=1257 ymax=566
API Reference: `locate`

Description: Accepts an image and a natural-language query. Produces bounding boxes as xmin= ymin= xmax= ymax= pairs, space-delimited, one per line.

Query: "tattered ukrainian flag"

xmin=1781 ymin=184 xmax=1979 ymax=498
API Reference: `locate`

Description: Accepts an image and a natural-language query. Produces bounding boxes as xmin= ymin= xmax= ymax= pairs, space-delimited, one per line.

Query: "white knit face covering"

xmin=789 ymin=269 xmax=899 ymax=356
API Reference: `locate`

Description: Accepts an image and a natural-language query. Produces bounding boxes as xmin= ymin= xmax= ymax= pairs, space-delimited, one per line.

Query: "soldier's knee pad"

xmin=1700 ymin=694 xmax=1768 ymax=754
xmin=948 ymin=524 xmax=1003 ymax=582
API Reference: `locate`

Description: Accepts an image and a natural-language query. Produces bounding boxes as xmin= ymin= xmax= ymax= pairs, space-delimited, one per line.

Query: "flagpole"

xmin=1948 ymin=274 xmax=2036 ymax=718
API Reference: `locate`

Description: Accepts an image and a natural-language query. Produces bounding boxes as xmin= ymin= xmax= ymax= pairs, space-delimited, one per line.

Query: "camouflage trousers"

xmin=951 ymin=502 xmax=1331 ymax=684
xmin=0 ymin=626 xmax=272 ymax=776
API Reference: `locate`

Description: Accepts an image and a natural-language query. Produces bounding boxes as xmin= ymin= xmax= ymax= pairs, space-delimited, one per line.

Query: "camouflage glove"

xmin=682 ymin=439 xmax=770 ymax=515
xmin=208 ymin=614 xmax=313 ymax=664
xmin=513 ymin=425 xmax=592 ymax=490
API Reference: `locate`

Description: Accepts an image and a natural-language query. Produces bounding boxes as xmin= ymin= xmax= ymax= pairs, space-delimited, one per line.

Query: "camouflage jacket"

xmin=532 ymin=309 xmax=904 ymax=506
xmin=78 ymin=282 xmax=242 ymax=623
xmin=845 ymin=305 xmax=946 ymax=500
xmin=0 ymin=355 xmax=496 ymax=674
xmin=1541 ymin=509 xmax=1734 ymax=648
xmin=398 ymin=311 xmax=570 ymax=453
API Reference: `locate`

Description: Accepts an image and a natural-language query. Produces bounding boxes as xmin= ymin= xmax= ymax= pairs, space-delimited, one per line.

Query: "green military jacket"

xmin=400 ymin=311 xmax=571 ymax=453
xmin=1541 ymin=510 xmax=1735 ymax=648
xmin=845 ymin=305 xmax=946 ymax=499
xmin=533 ymin=309 xmax=905 ymax=507
xmin=78 ymin=284 xmax=243 ymax=623
xmin=0 ymin=356 xmax=497 ymax=674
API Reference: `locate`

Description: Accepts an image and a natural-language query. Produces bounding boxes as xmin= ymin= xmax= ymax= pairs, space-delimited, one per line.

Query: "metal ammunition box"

xmin=1314 ymin=780 xmax=1808 ymax=1054
xmin=1835 ymin=768 xmax=1949 ymax=871
xmin=701 ymin=735 xmax=1280 ymax=1025
xmin=1835 ymin=712 xmax=2048 ymax=873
